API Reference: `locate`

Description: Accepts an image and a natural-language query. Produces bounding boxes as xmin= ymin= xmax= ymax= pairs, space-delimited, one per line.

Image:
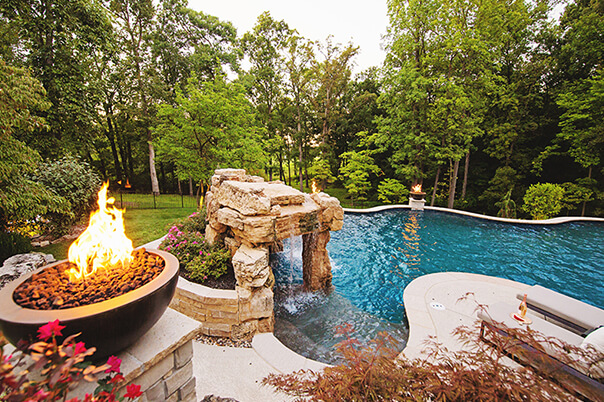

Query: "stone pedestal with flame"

xmin=409 ymin=184 xmax=427 ymax=211
xmin=174 ymin=169 xmax=343 ymax=340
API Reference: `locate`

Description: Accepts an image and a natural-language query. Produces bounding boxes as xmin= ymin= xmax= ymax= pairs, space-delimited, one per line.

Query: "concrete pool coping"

xmin=344 ymin=204 xmax=604 ymax=225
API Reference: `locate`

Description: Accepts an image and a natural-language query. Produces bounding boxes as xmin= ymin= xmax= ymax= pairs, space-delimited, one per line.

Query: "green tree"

xmin=522 ymin=183 xmax=565 ymax=220
xmin=556 ymin=70 xmax=604 ymax=178
xmin=153 ymin=0 xmax=241 ymax=88
xmin=154 ymin=75 xmax=265 ymax=184
xmin=285 ymin=34 xmax=315 ymax=191
xmin=308 ymin=158 xmax=336 ymax=191
xmin=338 ymin=151 xmax=381 ymax=205
xmin=241 ymin=12 xmax=293 ymax=181
xmin=0 ymin=61 xmax=68 ymax=231
xmin=495 ymin=189 xmax=517 ymax=219
xmin=378 ymin=178 xmax=409 ymax=204
xmin=312 ymin=37 xmax=358 ymax=155
xmin=0 ymin=0 xmax=113 ymax=156
xmin=110 ymin=0 xmax=162 ymax=194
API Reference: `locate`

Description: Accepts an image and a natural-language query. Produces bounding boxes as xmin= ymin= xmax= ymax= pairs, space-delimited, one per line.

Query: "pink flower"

xmin=74 ymin=341 xmax=87 ymax=355
xmin=105 ymin=355 xmax=122 ymax=373
xmin=37 ymin=320 xmax=65 ymax=341
xmin=124 ymin=384 xmax=142 ymax=399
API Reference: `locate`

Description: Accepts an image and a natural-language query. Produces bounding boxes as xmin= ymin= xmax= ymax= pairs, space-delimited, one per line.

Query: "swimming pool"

xmin=271 ymin=209 xmax=604 ymax=364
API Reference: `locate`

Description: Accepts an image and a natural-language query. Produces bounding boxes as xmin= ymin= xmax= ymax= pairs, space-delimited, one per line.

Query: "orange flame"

xmin=411 ymin=184 xmax=422 ymax=192
xmin=311 ymin=180 xmax=319 ymax=194
xmin=67 ymin=182 xmax=133 ymax=282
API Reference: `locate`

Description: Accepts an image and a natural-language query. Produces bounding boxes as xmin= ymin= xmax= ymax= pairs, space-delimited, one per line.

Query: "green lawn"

xmin=109 ymin=192 xmax=199 ymax=209
xmin=33 ymin=206 xmax=197 ymax=261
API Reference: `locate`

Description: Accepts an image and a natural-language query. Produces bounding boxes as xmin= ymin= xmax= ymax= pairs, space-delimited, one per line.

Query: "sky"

xmin=186 ymin=0 xmax=389 ymax=74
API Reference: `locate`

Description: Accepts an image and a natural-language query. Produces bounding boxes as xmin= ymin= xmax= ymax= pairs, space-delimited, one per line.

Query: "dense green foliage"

xmin=0 ymin=231 xmax=32 ymax=264
xmin=0 ymin=0 xmax=603 ymax=236
xmin=522 ymin=183 xmax=565 ymax=220
xmin=378 ymin=178 xmax=409 ymax=204
xmin=32 ymin=155 xmax=102 ymax=233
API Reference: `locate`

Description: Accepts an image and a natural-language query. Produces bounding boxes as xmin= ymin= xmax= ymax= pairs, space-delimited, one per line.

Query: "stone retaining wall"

xmin=170 ymin=276 xmax=273 ymax=340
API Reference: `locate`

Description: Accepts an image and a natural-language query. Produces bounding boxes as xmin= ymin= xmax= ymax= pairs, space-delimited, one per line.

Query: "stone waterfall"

xmin=204 ymin=168 xmax=344 ymax=293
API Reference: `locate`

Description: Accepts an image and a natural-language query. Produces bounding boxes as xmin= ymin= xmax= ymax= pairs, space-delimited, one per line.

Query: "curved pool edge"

xmin=400 ymin=272 xmax=530 ymax=360
xmin=344 ymin=205 xmax=604 ymax=225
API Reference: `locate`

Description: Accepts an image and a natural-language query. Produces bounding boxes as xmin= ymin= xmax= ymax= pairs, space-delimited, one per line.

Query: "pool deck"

xmin=191 ymin=272 xmax=534 ymax=401
xmin=400 ymin=272 xmax=530 ymax=360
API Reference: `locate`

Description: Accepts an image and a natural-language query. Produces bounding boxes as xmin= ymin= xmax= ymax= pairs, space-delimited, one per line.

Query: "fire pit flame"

xmin=67 ymin=182 xmax=133 ymax=282
xmin=311 ymin=180 xmax=319 ymax=194
xmin=411 ymin=184 xmax=422 ymax=193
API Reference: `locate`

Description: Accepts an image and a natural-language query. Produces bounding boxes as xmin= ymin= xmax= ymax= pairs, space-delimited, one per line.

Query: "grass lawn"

xmin=33 ymin=206 xmax=197 ymax=260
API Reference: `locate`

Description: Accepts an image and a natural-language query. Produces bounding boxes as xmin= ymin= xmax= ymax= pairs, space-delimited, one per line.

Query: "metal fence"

xmin=110 ymin=192 xmax=199 ymax=209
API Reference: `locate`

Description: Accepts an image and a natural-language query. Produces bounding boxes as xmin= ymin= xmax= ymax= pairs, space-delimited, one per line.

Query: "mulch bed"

xmin=179 ymin=262 xmax=236 ymax=290
xmin=13 ymin=249 xmax=164 ymax=310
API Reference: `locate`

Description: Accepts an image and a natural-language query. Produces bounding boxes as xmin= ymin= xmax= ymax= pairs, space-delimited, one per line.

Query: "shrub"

xmin=32 ymin=155 xmax=102 ymax=234
xmin=377 ymin=178 xmax=409 ymax=204
xmin=495 ymin=188 xmax=517 ymax=219
xmin=262 ymin=304 xmax=596 ymax=401
xmin=0 ymin=231 xmax=32 ymax=264
xmin=0 ymin=321 xmax=142 ymax=401
xmin=522 ymin=183 xmax=565 ymax=220
xmin=159 ymin=210 xmax=230 ymax=284
xmin=180 ymin=210 xmax=207 ymax=234
xmin=185 ymin=246 xmax=230 ymax=282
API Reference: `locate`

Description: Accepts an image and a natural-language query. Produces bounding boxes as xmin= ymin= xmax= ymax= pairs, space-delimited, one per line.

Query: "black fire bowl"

xmin=0 ymin=249 xmax=179 ymax=361
xmin=410 ymin=191 xmax=426 ymax=200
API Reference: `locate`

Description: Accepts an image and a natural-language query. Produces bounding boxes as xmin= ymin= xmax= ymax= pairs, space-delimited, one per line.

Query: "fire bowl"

xmin=410 ymin=191 xmax=426 ymax=200
xmin=0 ymin=249 xmax=178 ymax=360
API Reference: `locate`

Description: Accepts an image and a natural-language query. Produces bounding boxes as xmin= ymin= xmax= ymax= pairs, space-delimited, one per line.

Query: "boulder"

xmin=302 ymin=231 xmax=333 ymax=291
xmin=214 ymin=181 xmax=271 ymax=216
xmin=210 ymin=169 xmax=248 ymax=189
xmin=232 ymin=245 xmax=269 ymax=288
xmin=0 ymin=253 xmax=56 ymax=290
xmin=238 ymin=286 xmax=274 ymax=322
xmin=262 ymin=182 xmax=306 ymax=206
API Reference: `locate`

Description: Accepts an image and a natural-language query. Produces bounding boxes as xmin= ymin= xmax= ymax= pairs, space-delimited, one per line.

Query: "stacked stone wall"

xmin=170 ymin=277 xmax=273 ymax=340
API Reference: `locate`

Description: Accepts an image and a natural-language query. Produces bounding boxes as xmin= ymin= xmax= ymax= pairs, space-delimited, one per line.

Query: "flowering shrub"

xmin=159 ymin=210 xmax=230 ymax=284
xmin=0 ymin=320 xmax=142 ymax=402
xmin=185 ymin=247 xmax=230 ymax=282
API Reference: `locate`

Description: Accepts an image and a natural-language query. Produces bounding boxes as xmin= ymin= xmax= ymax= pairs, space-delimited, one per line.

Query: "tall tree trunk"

xmin=461 ymin=151 xmax=470 ymax=199
xmin=305 ymin=165 xmax=309 ymax=190
xmin=278 ymin=151 xmax=284 ymax=182
xmin=287 ymin=155 xmax=292 ymax=186
xmin=105 ymin=119 xmax=122 ymax=183
xmin=582 ymin=166 xmax=592 ymax=217
xmin=299 ymin=130 xmax=304 ymax=192
xmin=448 ymin=159 xmax=460 ymax=209
xmin=431 ymin=166 xmax=441 ymax=206
xmin=147 ymin=138 xmax=160 ymax=195
xmin=189 ymin=177 xmax=194 ymax=196
xmin=177 ymin=180 xmax=182 ymax=195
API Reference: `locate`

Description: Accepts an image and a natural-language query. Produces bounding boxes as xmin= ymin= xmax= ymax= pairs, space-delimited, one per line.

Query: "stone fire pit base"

xmin=3 ymin=308 xmax=201 ymax=402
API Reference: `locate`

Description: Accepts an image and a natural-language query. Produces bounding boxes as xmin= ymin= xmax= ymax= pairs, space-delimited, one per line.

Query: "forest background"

xmin=1 ymin=0 xmax=603 ymax=243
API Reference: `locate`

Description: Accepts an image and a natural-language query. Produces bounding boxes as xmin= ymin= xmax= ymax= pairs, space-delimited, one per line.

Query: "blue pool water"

xmin=271 ymin=210 xmax=604 ymax=364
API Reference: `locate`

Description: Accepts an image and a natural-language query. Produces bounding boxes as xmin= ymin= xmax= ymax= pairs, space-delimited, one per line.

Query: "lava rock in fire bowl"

xmin=0 ymin=249 xmax=179 ymax=360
